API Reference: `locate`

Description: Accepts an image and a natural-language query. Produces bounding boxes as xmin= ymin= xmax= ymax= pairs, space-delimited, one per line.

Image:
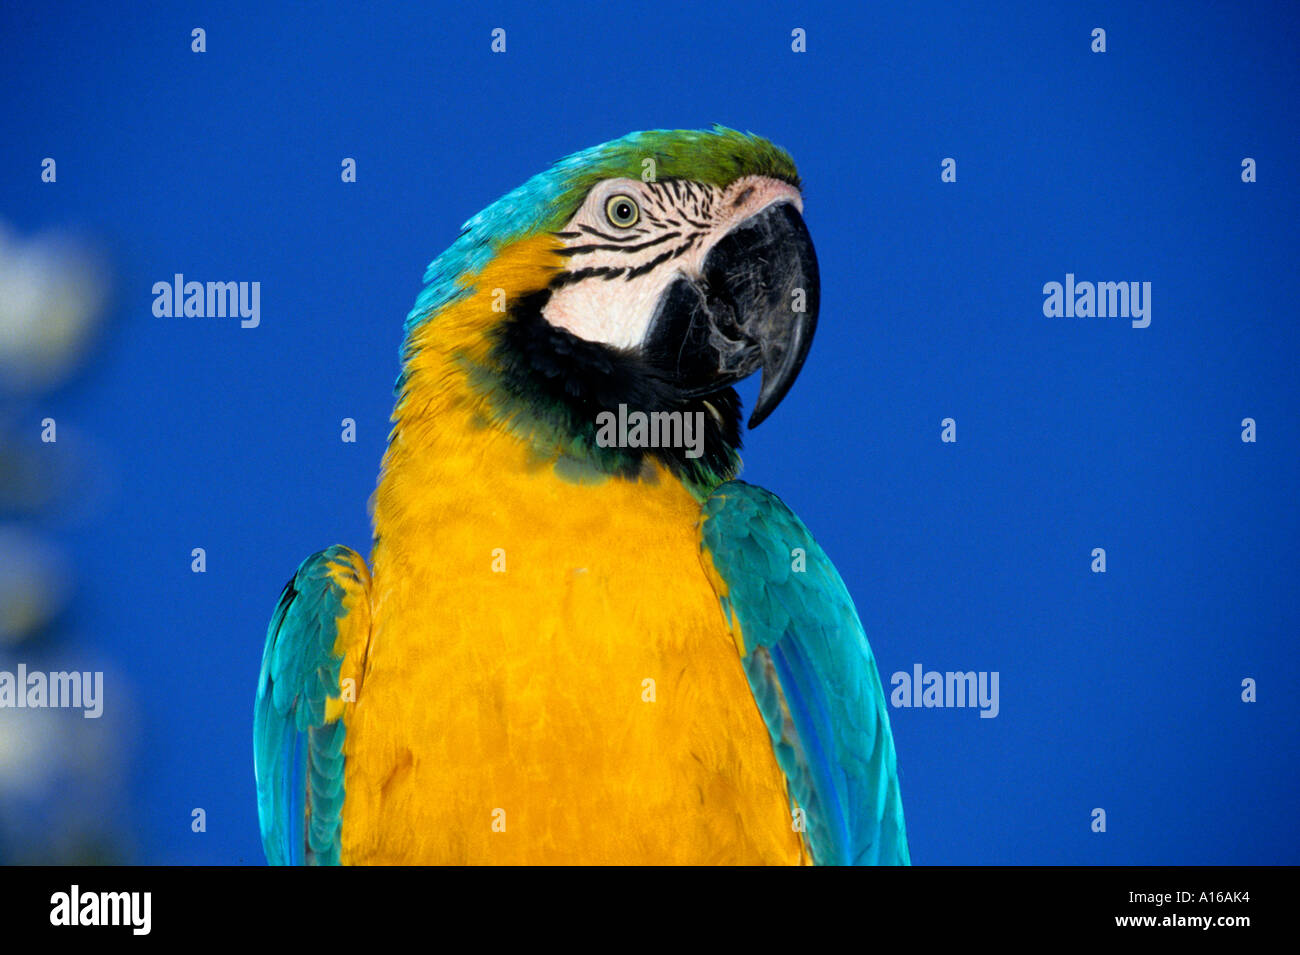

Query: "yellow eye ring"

xmin=604 ymin=194 xmax=640 ymax=228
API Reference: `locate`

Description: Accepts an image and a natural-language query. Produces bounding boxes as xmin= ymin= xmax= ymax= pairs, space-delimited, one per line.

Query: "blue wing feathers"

xmin=770 ymin=639 xmax=854 ymax=858
xmin=701 ymin=480 xmax=909 ymax=866
xmin=253 ymin=545 xmax=367 ymax=866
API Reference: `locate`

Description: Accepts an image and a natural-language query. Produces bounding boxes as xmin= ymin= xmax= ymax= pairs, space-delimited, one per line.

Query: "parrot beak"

xmin=642 ymin=201 xmax=820 ymax=428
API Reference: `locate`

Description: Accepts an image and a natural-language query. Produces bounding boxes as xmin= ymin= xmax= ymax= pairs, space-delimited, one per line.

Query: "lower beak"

xmin=642 ymin=201 xmax=820 ymax=428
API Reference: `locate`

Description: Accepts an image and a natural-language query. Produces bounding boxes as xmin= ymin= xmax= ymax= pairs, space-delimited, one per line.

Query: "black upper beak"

xmin=642 ymin=201 xmax=820 ymax=428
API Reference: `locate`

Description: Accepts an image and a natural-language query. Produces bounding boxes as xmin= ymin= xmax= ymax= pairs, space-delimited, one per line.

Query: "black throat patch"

xmin=482 ymin=287 xmax=743 ymax=495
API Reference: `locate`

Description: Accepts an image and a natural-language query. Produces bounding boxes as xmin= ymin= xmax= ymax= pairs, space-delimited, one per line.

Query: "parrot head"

xmin=400 ymin=126 xmax=819 ymax=494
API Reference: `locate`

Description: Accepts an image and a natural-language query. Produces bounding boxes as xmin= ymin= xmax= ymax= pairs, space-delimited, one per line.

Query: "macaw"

xmin=254 ymin=127 xmax=909 ymax=865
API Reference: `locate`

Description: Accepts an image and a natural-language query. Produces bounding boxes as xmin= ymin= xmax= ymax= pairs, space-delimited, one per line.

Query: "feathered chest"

xmin=338 ymin=425 xmax=802 ymax=863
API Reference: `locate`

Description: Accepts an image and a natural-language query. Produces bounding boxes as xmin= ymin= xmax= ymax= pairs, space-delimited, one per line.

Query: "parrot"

xmin=254 ymin=126 xmax=909 ymax=865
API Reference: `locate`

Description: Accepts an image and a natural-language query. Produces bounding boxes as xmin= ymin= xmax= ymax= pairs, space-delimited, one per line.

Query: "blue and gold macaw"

xmin=255 ymin=127 xmax=909 ymax=865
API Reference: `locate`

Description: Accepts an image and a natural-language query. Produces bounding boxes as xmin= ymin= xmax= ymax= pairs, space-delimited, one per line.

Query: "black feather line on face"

xmin=485 ymin=288 xmax=743 ymax=493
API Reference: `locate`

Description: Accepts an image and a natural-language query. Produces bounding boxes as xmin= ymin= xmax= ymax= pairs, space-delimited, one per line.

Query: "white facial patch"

xmin=541 ymin=175 xmax=803 ymax=350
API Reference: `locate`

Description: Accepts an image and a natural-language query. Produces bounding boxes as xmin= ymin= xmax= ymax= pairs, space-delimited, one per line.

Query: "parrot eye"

xmin=604 ymin=194 xmax=640 ymax=228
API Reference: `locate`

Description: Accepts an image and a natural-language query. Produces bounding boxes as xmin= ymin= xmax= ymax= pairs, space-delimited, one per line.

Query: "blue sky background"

xmin=2 ymin=0 xmax=1297 ymax=864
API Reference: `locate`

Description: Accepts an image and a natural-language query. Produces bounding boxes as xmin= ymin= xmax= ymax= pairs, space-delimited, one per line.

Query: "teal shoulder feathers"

xmin=700 ymin=481 xmax=909 ymax=865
